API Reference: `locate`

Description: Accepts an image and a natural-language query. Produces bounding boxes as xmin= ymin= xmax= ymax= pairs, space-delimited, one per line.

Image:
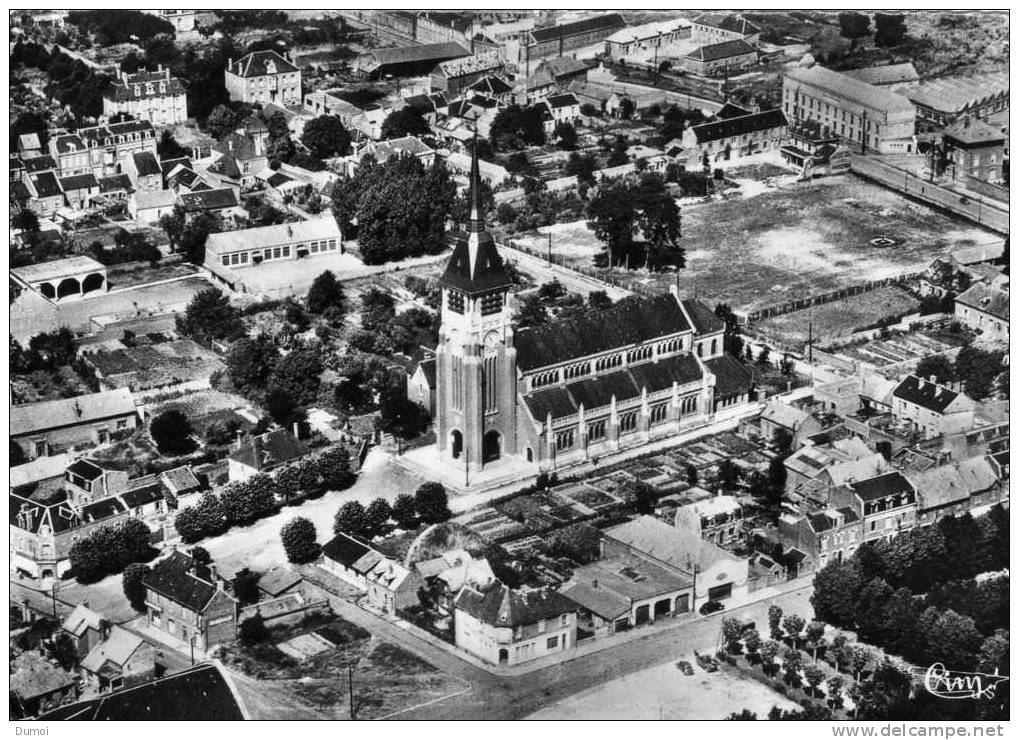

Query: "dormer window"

xmin=265 ymin=60 xmax=277 ymax=75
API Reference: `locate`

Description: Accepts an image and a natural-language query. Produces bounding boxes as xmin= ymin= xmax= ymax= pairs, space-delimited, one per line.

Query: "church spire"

xmin=468 ymin=132 xmax=484 ymax=234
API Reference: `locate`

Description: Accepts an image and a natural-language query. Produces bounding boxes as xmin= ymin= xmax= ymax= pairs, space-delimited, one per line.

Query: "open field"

xmin=105 ymin=259 xmax=199 ymax=289
xmin=83 ymin=336 xmax=224 ymax=391
xmin=527 ymin=653 xmax=799 ymax=720
xmin=752 ymin=285 xmax=920 ymax=349
xmin=535 ymin=175 xmax=993 ymax=312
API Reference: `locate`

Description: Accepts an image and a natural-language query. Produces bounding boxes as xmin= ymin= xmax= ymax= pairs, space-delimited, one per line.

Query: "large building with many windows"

xmin=225 ymin=51 xmax=302 ymax=107
xmin=102 ymin=67 xmax=188 ymax=126
xmin=783 ymin=65 xmax=917 ymax=154
xmin=203 ymin=215 xmax=342 ymax=272
xmin=427 ymin=145 xmax=754 ymax=475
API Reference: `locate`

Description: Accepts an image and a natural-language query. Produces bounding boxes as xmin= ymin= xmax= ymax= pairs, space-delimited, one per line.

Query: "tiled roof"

xmin=469 ymin=74 xmax=513 ymax=96
xmin=119 ymin=483 xmax=166 ymax=509
xmin=692 ymin=13 xmax=760 ymax=35
xmin=228 ymin=50 xmax=299 ymax=78
xmin=686 ymin=38 xmax=757 ymax=63
xmin=22 ymin=155 xmax=57 ymax=173
xmin=133 ymin=189 xmax=176 ymax=211
xmin=366 ymin=41 xmax=470 ymax=67
xmin=515 ymin=294 xmax=692 ymax=371
xmin=142 ymin=551 xmax=226 ymax=613
xmin=436 ymin=51 xmax=503 ymax=79
xmin=530 ymin=13 xmax=626 ymax=44
xmin=785 ymin=65 xmax=916 ymax=115
xmin=106 ymin=73 xmax=185 ymax=102
xmin=215 ymin=132 xmax=261 ymax=162
xmin=909 ymin=457 xmax=998 ymax=511
xmin=80 ymin=625 xmax=144 ymax=673
xmin=416 ymin=357 xmax=437 ymax=388
xmin=560 ymin=556 xmax=691 ymax=620
xmin=893 ymin=375 xmax=963 ymax=414
xmin=848 ymin=471 xmax=915 ymax=503
xmin=904 ymin=73 xmax=1009 ymax=115
xmin=454 ymin=583 xmax=576 ymax=628
xmin=178 ymin=187 xmax=238 ymax=212
xmin=605 ymin=18 xmax=690 ymax=45
xmin=132 ymin=151 xmax=162 ymax=177
xmin=690 ymin=108 xmax=786 ymax=144
xmin=257 ymin=566 xmax=302 ymax=597
xmin=31 ymin=171 xmax=63 ymax=198
xmin=39 ymin=663 xmax=245 ymax=721
xmin=322 ymin=531 xmax=372 ymax=566
xmin=542 ymin=56 xmax=590 ymax=78
xmin=603 ymin=514 xmax=733 ymax=571
xmin=760 ymin=398 xmax=812 ymax=430
xmin=206 ymin=215 xmax=341 ymax=254
xmin=62 ymin=604 xmax=106 ymax=637
xmin=705 ymin=354 xmax=753 ymax=398
xmin=715 ymin=101 xmax=753 ymax=119
xmin=59 ymin=173 xmax=99 ymax=192
xmin=99 ymin=174 xmax=133 ymax=193
xmin=228 ymin=429 xmax=309 ymax=471
xmin=944 ymin=116 xmax=1006 ymax=146
xmin=160 ymin=466 xmax=201 ymax=494
xmin=545 ymin=92 xmax=579 ymax=109
xmin=681 ymin=298 xmax=725 ymax=334
xmin=955 ymin=281 xmax=1009 ymax=321
xmin=843 ymin=62 xmax=919 ymax=86
xmin=805 ymin=506 xmax=859 ymax=533
xmin=11 ymin=652 xmax=75 ymax=701
xmin=10 ymin=388 xmax=136 ymax=438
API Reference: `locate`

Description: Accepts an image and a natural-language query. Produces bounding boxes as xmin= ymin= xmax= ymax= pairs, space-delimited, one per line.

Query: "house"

xmin=534 ymin=56 xmax=591 ymax=90
xmin=176 ymin=187 xmax=241 ymax=219
xmin=347 ymin=136 xmax=436 ymax=175
xmin=103 ymin=67 xmax=188 ymax=126
xmin=519 ymin=13 xmax=627 ymax=64
xmin=49 ymin=120 xmax=157 ymax=179
xmin=10 ymin=387 xmax=138 ymax=460
xmin=415 ymin=11 xmax=476 ymax=46
xmin=225 ymin=50 xmax=302 ymax=107
xmin=843 ymin=62 xmax=919 ymax=88
xmin=831 ymin=471 xmax=917 ymax=544
xmin=26 ymin=171 xmax=64 ymax=217
xmin=321 ymin=532 xmax=420 ymax=615
xmin=909 ymin=456 xmax=1003 ymax=527
xmin=681 ymin=107 xmax=787 ymax=167
xmin=467 ymin=74 xmax=514 ymax=103
xmin=891 ymin=375 xmax=975 ymax=440
xmin=784 ymin=436 xmax=888 ymax=507
xmin=142 ymin=550 xmax=238 ymax=650
xmin=783 ymin=65 xmax=917 ymax=154
xmin=205 ymin=215 xmax=343 ymax=278
xmin=903 ymin=73 xmax=1008 ymax=132
xmin=124 ymin=151 xmax=164 ymax=192
xmin=757 ymin=398 xmax=821 ymax=447
xmin=227 ymin=429 xmax=310 ymax=482
xmin=79 ymin=625 xmax=158 ymax=694
xmin=443 ymin=150 xmax=510 ymax=187
xmin=129 ymin=189 xmax=176 ymax=225
xmin=159 ymin=466 xmax=203 ymax=509
xmin=38 ymin=663 xmax=247 ymax=721
xmin=559 ymin=554 xmax=693 ymax=637
xmin=407 ymin=356 xmax=437 ymax=415
xmin=58 ymin=173 xmax=100 ymax=209
xmin=604 ymin=18 xmax=691 ymax=60
xmin=256 ymin=566 xmax=304 ymax=601
xmin=691 ymin=13 xmax=760 ymax=46
xmin=954 ymin=281 xmax=1009 ymax=341
xmin=453 ymin=583 xmax=577 ymax=665
xmin=18 ymin=131 xmax=43 ymax=157
xmin=98 ymin=173 xmax=133 ymax=200
xmin=942 ymin=115 xmax=1007 ymax=183
xmin=602 ymin=515 xmax=749 ymax=606
xmin=541 ymin=92 xmax=581 ymax=133
xmin=443 ymin=94 xmax=506 ymax=139
xmin=62 ymin=603 xmax=109 ymax=658
xmin=431 ymin=52 xmax=505 ymax=98
xmin=10 ymin=652 xmax=77 ymax=718
xmin=777 ymin=506 xmax=864 ymax=569
xmin=210 ymin=131 xmax=268 ymax=186
xmin=683 ymin=39 xmax=758 ymax=77
xmin=674 ymin=494 xmax=744 ymax=547
xmin=403 ymin=92 xmax=449 ymax=124
xmin=415 ymin=549 xmax=495 ymax=614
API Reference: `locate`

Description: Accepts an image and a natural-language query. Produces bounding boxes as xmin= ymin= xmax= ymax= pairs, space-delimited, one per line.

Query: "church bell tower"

xmin=435 ymin=140 xmax=518 ymax=473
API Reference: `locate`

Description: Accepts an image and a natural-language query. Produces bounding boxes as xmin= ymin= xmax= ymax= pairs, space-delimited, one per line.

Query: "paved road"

xmin=367 ymin=584 xmax=815 ymax=720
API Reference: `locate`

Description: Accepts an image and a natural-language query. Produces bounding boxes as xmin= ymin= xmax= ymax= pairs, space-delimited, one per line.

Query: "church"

xmin=412 ymin=145 xmax=756 ymax=477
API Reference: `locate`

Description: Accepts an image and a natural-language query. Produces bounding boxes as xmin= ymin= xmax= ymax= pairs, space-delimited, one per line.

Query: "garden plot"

xmin=832 ymin=330 xmax=966 ymax=370
xmin=83 ymin=337 xmax=224 ymax=391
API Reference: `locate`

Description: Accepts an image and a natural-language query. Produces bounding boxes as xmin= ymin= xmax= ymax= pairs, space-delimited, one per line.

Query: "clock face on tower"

xmin=483 ymin=330 xmax=500 ymax=349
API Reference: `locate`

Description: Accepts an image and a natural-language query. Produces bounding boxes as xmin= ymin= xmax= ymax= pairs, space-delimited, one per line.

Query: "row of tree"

xmin=333 ymin=482 xmax=451 ymax=540
xmin=174 ymin=446 xmax=355 ymax=543
xmin=69 ymin=518 xmax=155 ymax=584
xmin=915 ymin=346 xmax=1007 ymax=401
xmin=11 ymin=40 xmax=111 ymax=118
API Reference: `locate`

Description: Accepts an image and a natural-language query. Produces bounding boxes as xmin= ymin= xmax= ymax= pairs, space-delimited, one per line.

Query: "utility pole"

xmin=547 ymin=232 xmax=552 ymax=264
xmin=464 ymin=445 xmax=469 ymax=488
xmin=807 ymin=320 xmax=813 ymax=363
xmin=348 ymin=665 xmax=356 ymax=719
xmin=190 ymin=635 xmax=195 ymax=666
xmin=51 ymin=582 xmax=57 ymax=618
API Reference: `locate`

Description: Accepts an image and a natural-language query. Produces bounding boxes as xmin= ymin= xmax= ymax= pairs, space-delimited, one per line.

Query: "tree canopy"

xmin=176 ymin=287 xmax=245 ymax=346
xmin=587 ymin=173 xmax=684 ymax=270
xmin=380 ymin=107 xmax=430 ymax=140
xmin=301 ymin=115 xmax=352 ymax=159
xmin=489 ymin=104 xmax=546 ymax=150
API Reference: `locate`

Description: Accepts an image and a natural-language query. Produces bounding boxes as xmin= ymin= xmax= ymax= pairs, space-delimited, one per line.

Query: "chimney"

xmin=929 ymin=375 xmax=937 ymax=386
xmin=228 ymin=57 xmax=233 ymax=69
xmin=292 ymin=422 xmax=300 ymax=439
xmin=209 ymin=563 xmax=218 ymax=583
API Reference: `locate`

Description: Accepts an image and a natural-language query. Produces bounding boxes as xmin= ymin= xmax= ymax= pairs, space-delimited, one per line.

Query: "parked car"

xmin=699 ymin=599 xmax=725 ymax=616
xmin=676 ymin=660 xmax=694 ymax=676
xmin=694 ymin=652 xmax=719 ymax=673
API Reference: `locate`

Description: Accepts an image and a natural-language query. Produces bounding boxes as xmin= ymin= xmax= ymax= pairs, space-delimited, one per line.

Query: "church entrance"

xmin=483 ymin=430 xmax=501 ymax=463
xmin=450 ymin=430 xmax=463 ymax=459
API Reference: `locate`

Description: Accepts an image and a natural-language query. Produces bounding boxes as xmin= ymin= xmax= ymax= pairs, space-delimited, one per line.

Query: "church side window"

xmin=480 ymin=292 xmax=503 ymax=315
xmin=483 ymin=355 xmax=498 ymax=413
xmin=563 ymin=362 xmax=590 ymax=381
xmin=618 ymin=411 xmax=638 ymax=433
xmin=587 ymin=419 xmax=607 ymax=442
xmin=649 ymin=403 xmax=669 ymax=425
xmin=680 ymin=395 xmax=698 ymax=415
xmin=452 ymin=356 xmax=464 ymax=410
xmin=555 ymin=429 xmax=575 ymax=451
xmin=532 ymin=370 xmax=559 ymax=389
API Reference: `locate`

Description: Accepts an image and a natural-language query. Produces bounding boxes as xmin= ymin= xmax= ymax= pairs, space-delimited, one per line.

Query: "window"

xmin=447 ymin=290 xmax=465 ymax=314
xmin=537 ymin=619 xmax=545 ymax=633
xmin=587 ymin=419 xmax=607 ymax=442
xmin=555 ymin=429 xmax=575 ymax=451
xmin=117 ymin=420 xmax=128 ymax=429
xmin=483 ymin=355 xmax=498 ymax=413
xmin=595 ymin=354 xmax=622 ymax=372
xmin=649 ymin=403 xmax=669 ymax=425
xmin=560 ymin=614 xmax=568 ymax=627
xmin=680 ymin=396 xmax=698 ymax=415
xmin=564 ymin=362 xmax=589 ymax=380
xmin=481 ymin=292 xmax=503 ymax=315
xmin=546 ymin=635 xmax=559 ymax=650
xmin=619 ymin=411 xmax=638 ymax=433
xmin=282 ymin=246 xmax=290 ymax=257
xmin=626 ymin=345 xmax=653 ymax=363
xmin=328 ymin=239 xmax=338 ymax=250
xmin=532 ymin=370 xmax=559 ymax=389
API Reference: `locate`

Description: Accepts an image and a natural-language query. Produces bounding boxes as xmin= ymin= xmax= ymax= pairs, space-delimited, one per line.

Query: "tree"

xmin=316 ymin=446 xmax=355 ymax=492
xmin=306 ymin=270 xmax=345 ymax=315
xmin=587 ymin=290 xmax=613 ymax=311
xmin=157 ymin=130 xmax=189 ymax=160
xmin=176 ymin=287 xmax=244 ymax=346
xmin=722 ymin=618 xmax=745 ymax=654
xmin=783 ymin=614 xmax=806 ymax=649
xmin=514 ymin=294 xmax=550 ymax=328
xmin=768 ymin=605 xmax=784 ymax=640
xmin=173 ymin=505 xmax=206 ymax=544
xmin=826 ymin=676 xmax=845 ymax=710
xmin=838 ymin=12 xmax=871 ymax=47
xmin=811 ymin=561 xmax=863 ymax=627
xmin=189 ymin=546 xmax=212 ymax=564
xmin=760 ymin=640 xmax=780 ymax=676
xmin=757 ymin=345 xmax=771 ymax=365
xmin=379 ymin=107 xmax=429 ymax=140
xmin=269 ymin=348 xmax=323 ymax=407
xmin=301 ymin=114 xmax=352 ymax=159
xmin=744 ymin=629 xmax=762 ymax=662
xmin=489 ymin=104 xmax=546 ymax=150
xmin=726 ymin=709 xmax=758 ymax=720
xmin=552 ymin=121 xmax=577 ymax=150
xmin=849 ymin=645 xmax=870 ymax=681
xmin=122 ymin=563 xmax=151 ymax=612
xmin=607 ymin=135 xmax=629 ymax=166
xmin=12 ymin=208 xmax=40 ymax=234
xmin=239 ymin=614 xmax=269 ymax=644
xmin=923 ymin=609 xmax=983 ymax=671
xmin=782 ymin=647 xmax=803 ymax=685
xmin=587 ymin=173 xmax=683 ymax=270
xmin=564 ymin=151 xmax=598 ymax=186
xmin=392 ymin=494 xmax=417 ymax=530
xmin=334 ymin=500 xmax=369 ymax=537
xmin=805 ymin=621 xmax=826 ymax=661
xmin=803 ymin=664 xmax=826 ymax=698
xmin=232 ymin=567 xmax=260 ymax=604
xmin=618 ymin=97 xmax=636 ymax=120
xmin=914 ymin=355 xmax=956 ymax=384
xmin=380 ymin=392 xmax=426 ymax=451
xmin=150 ymin=409 xmax=196 ymax=455
xmin=415 ymin=482 xmax=451 ymax=525
xmin=226 ymin=334 xmax=280 ymax=396
xmin=874 ymin=13 xmax=907 ymax=47
xmin=206 ymin=103 xmax=239 ymax=139
xmin=280 ymin=517 xmax=320 ymax=564
xmin=365 ymin=498 xmax=393 ymax=537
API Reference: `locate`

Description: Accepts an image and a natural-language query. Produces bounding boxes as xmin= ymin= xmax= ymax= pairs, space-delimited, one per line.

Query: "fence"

xmin=495 ymin=237 xmax=642 ymax=295
xmin=743 ymin=271 xmax=923 ymax=324
xmin=850 ymin=157 xmax=1009 ymax=234
xmin=239 ymin=596 xmax=330 ymax=627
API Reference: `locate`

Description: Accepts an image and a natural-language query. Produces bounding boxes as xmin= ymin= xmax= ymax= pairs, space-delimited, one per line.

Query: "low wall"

xmin=745 ymin=273 xmax=921 ymax=324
